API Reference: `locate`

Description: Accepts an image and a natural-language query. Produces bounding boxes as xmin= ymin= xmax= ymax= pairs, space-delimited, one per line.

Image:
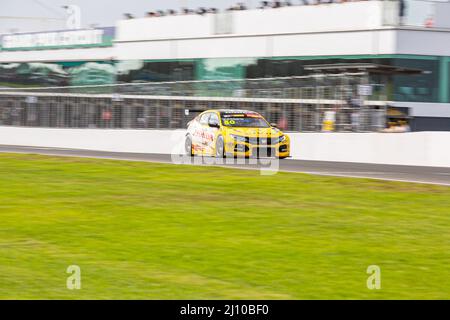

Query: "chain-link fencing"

xmin=0 ymin=75 xmax=387 ymax=132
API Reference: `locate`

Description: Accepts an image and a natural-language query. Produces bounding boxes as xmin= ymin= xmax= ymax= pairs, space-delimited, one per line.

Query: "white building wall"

xmin=5 ymin=27 xmax=450 ymax=63
xmin=395 ymin=29 xmax=450 ymax=57
xmin=232 ymin=2 xmax=388 ymax=35
xmin=1 ymin=1 xmax=449 ymax=63
xmin=114 ymin=1 xmax=401 ymax=60
xmin=116 ymin=2 xmax=390 ymax=42
xmin=0 ymin=47 xmax=114 ymax=63
xmin=393 ymin=102 xmax=450 ymax=118
xmin=116 ymin=14 xmax=214 ymax=42
xmin=272 ymin=30 xmax=397 ymax=57
xmin=115 ymin=30 xmax=398 ymax=61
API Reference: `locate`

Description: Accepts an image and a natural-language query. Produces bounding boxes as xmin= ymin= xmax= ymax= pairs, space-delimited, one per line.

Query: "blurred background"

xmin=1 ymin=1 xmax=450 ymax=132
xmin=1 ymin=1 xmax=450 ymax=301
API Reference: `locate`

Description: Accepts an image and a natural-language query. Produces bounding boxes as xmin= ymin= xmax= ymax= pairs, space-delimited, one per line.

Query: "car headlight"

xmin=230 ymin=135 xmax=247 ymax=143
xmin=278 ymin=135 xmax=287 ymax=143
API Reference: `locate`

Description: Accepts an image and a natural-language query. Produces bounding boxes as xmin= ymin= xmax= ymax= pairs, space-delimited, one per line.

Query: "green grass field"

xmin=0 ymin=153 xmax=449 ymax=299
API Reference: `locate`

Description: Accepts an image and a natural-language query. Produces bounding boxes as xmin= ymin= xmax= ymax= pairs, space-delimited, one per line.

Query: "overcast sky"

xmin=1 ymin=0 xmax=258 ymax=33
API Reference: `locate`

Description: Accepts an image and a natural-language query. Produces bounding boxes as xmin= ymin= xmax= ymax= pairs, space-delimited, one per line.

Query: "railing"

xmin=0 ymin=75 xmax=388 ymax=132
xmin=0 ymin=92 xmax=387 ymax=133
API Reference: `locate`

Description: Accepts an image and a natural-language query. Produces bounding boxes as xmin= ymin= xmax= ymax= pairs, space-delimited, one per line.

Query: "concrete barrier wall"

xmin=288 ymin=132 xmax=450 ymax=167
xmin=0 ymin=127 xmax=186 ymax=155
xmin=1 ymin=126 xmax=450 ymax=167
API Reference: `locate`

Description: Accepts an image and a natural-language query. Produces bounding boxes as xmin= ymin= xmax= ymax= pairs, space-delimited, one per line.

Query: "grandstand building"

xmin=1 ymin=1 xmax=450 ymax=130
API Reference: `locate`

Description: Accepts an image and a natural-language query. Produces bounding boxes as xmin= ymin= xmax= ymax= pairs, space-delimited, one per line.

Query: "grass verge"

xmin=0 ymin=153 xmax=449 ymax=299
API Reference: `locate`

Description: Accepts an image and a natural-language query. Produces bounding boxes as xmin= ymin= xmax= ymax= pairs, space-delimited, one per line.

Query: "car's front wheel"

xmin=215 ymin=136 xmax=225 ymax=158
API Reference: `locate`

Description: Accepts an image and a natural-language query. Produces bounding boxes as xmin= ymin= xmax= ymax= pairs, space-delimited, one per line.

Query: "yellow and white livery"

xmin=185 ymin=109 xmax=290 ymax=159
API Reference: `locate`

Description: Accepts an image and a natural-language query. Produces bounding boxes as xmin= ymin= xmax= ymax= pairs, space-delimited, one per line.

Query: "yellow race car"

xmin=185 ymin=109 xmax=290 ymax=159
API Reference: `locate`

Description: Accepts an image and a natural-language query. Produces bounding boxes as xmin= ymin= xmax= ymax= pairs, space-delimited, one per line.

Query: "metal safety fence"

xmin=0 ymin=74 xmax=388 ymax=132
xmin=0 ymin=93 xmax=387 ymax=132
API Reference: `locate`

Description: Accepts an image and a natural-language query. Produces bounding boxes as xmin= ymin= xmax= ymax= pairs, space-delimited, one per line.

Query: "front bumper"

xmin=225 ymin=141 xmax=290 ymax=158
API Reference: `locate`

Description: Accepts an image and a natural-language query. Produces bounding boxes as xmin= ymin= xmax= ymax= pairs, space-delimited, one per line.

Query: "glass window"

xmin=221 ymin=112 xmax=270 ymax=128
xmin=199 ymin=113 xmax=211 ymax=125
xmin=209 ymin=113 xmax=219 ymax=126
xmin=447 ymin=60 xmax=450 ymax=103
xmin=243 ymin=57 xmax=440 ymax=103
xmin=391 ymin=58 xmax=439 ymax=103
xmin=117 ymin=60 xmax=195 ymax=83
xmin=0 ymin=61 xmax=115 ymax=88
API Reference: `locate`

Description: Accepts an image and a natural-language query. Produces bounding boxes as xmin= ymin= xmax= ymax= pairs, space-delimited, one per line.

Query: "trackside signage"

xmin=0 ymin=27 xmax=115 ymax=51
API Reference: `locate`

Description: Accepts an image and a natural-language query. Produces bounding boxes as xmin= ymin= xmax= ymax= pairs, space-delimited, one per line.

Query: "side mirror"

xmin=271 ymin=123 xmax=278 ymax=128
xmin=209 ymin=122 xmax=220 ymax=128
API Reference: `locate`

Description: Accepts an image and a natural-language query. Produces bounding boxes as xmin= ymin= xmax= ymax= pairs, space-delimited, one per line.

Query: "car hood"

xmin=225 ymin=127 xmax=283 ymax=137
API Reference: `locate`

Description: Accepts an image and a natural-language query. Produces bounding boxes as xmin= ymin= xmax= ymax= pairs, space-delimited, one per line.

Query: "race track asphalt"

xmin=1 ymin=145 xmax=450 ymax=186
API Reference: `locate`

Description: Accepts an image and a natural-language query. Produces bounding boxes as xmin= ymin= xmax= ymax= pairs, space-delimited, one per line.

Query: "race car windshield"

xmin=221 ymin=114 xmax=270 ymax=128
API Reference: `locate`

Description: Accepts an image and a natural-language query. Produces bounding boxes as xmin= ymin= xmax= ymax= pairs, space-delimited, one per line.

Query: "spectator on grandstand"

xmin=196 ymin=7 xmax=208 ymax=15
xmin=227 ymin=3 xmax=246 ymax=11
xmin=101 ymin=109 xmax=113 ymax=127
xmin=146 ymin=11 xmax=157 ymax=18
xmin=124 ymin=13 xmax=134 ymax=19
xmin=167 ymin=9 xmax=177 ymax=16
xmin=277 ymin=116 xmax=288 ymax=130
xmin=273 ymin=1 xmax=283 ymax=8
xmin=208 ymin=8 xmax=218 ymax=14
xmin=351 ymin=111 xmax=360 ymax=132
xmin=182 ymin=8 xmax=194 ymax=15
xmin=425 ymin=15 xmax=434 ymax=28
xmin=238 ymin=2 xmax=248 ymax=10
xmin=399 ymin=0 xmax=406 ymax=25
xmin=259 ymin=1 xmax=271 ymax=9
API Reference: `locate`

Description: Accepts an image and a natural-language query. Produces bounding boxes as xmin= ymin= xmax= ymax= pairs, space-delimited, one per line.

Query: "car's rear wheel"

xmin=215 ymin=136 xmax=225 ymax=158
xmin=185 ymin=135 xmax=194 ymax=157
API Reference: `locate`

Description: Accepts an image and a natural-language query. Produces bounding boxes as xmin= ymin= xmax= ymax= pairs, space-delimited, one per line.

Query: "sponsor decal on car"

xmin=193 ymin=130 xmax=214 ymax=142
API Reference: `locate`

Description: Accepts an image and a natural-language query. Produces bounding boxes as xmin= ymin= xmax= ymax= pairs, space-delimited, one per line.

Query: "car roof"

xmin=197 ymin=109 xmax=261 ymax=118
xmin=215 ymin=109 xmax=259 ymax=114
